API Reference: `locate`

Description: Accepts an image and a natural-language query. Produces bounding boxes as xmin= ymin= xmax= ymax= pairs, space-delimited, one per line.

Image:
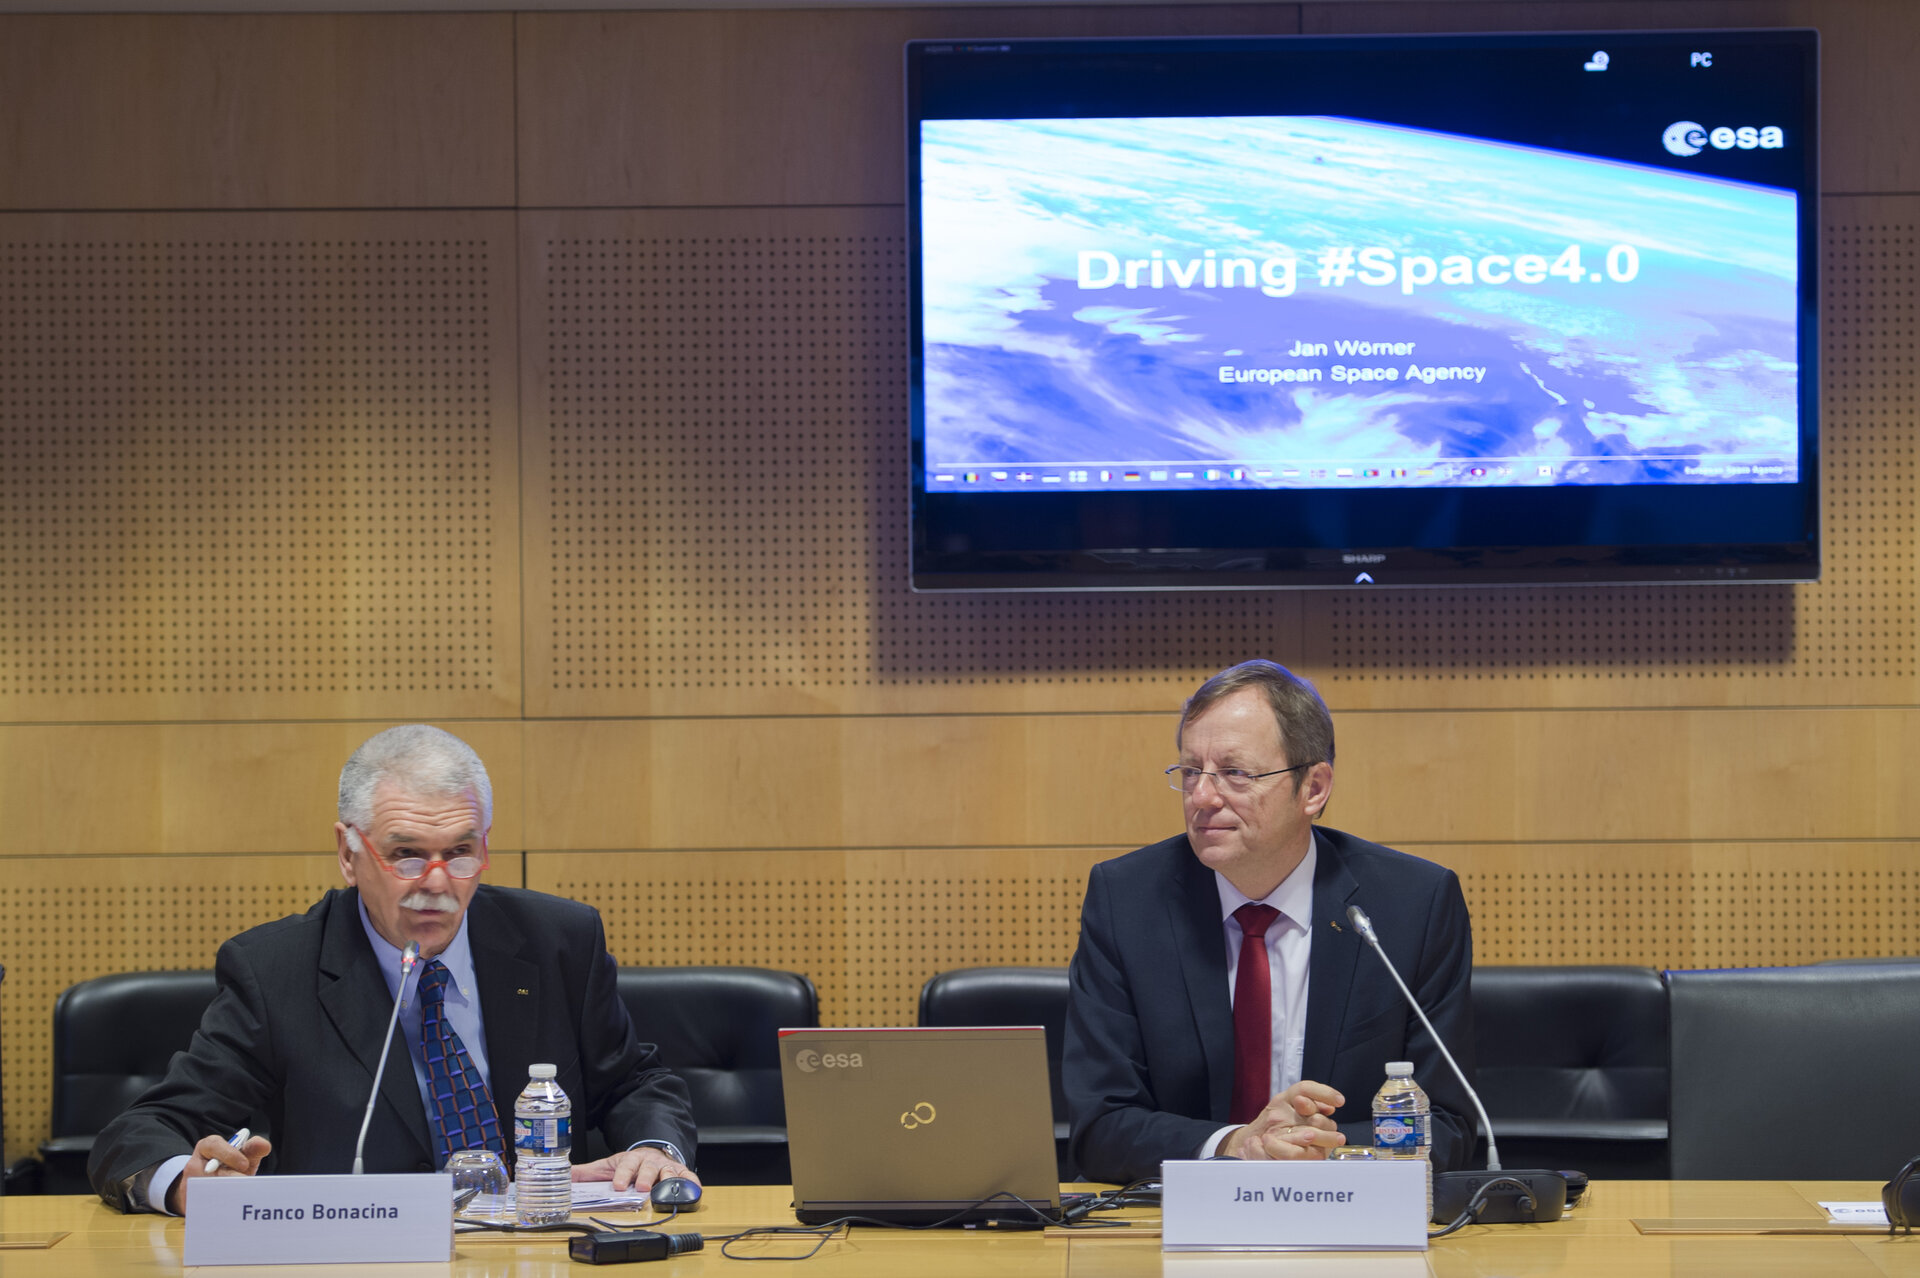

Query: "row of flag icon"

xmin=930 ymin=463 xmax=1556 ymax=484
xmin=934 ymin=467 xmax=1252 ymax=483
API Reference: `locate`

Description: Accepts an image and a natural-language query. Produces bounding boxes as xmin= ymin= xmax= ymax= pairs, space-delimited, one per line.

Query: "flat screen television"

xmin=906 ymin=29 xmax=1819 ymax=589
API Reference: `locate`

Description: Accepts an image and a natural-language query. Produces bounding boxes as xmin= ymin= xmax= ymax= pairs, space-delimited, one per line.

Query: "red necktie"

xmin=1230 ymin=902 xmax=1281 ymax=1124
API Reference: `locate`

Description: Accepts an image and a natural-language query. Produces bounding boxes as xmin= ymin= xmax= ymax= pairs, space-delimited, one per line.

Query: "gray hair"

xmin=1176 ymin=660 xmax=1335 ymax=773
xmin=338 ymin=725 xmax=494 ymax=843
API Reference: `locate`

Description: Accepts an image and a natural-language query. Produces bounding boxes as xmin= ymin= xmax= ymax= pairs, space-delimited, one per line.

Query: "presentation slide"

xmin=920 ymin=116 xmax=1800 ymax=493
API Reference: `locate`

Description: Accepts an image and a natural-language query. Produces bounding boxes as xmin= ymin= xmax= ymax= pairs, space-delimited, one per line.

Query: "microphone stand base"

xmin=1432 ymin=1170 xmax=1568 ymax=1224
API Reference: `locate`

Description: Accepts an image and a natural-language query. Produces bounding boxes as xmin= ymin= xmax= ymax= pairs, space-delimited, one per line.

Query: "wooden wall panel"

xmin=517 ymin=206 xmax=1307 ymax=721
xmin=514 ymin=5 xmax=1303 ymax=209
xmin=527 ymin=840 xmax=1920 ymax=1025
xmin=527 ymin=846 xmax=1104 ymax=1028
xmin=517 ymin=199 xmax=1912 ymax=716
xmin=521 ymin=714 xmax=1169 ymax=853
xmin=0 ymin=14 xmax=516 ymax=210
xmin=0 ymin=852 xmax=524 ymax=1172
xmin=0 ymin=722 xmax=527 ymax=856
xmin=1302 ymin=0 xmax=1920 ymax=195
xmin=0 ymin=211 xmax=524 ymax=724
xmin=1420 ymin=842 xmax=1920 ymax=968
xmin=514 ymin=707 xmax=1920 ymax=853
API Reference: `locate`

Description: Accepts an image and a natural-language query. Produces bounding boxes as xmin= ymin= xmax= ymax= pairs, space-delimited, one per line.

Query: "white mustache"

xmin=400 ymin=890 xmax=461 ymax=912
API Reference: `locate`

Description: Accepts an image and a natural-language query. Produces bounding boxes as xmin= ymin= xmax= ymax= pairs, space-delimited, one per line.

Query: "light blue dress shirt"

xmin=357 ymin=898 xmax=492 ymax=1122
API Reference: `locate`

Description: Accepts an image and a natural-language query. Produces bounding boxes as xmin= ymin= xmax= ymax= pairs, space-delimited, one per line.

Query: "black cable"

xmin=455 ymin=1219 xmax=600 ymax=1236
xmin=708 ymin=1188 xmax=1121 ymax=1260
xmin=1057 ymin=1177 xmax=1163 ymax=1224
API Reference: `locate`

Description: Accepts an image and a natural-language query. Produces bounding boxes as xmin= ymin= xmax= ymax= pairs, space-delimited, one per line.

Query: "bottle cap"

xmin=1385 ymin=1061 xmax=1413 ymax=1077
xmin=529 ymin=1063 xmax=558 ymax=1079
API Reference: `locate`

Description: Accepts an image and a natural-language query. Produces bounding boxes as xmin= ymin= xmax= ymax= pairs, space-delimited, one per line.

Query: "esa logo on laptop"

xmin=795 ymin=1048 xmax=864 ymax=1072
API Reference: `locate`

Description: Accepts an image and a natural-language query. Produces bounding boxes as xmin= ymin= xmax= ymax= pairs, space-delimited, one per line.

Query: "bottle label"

xmin=1374 ymin=1117 xmax=1417 ymax=1150
xmin=514 ymin=1116 xmax=570 ymax=1154
xmin=1373 ymin=1113 xmax=1431 ymax=1152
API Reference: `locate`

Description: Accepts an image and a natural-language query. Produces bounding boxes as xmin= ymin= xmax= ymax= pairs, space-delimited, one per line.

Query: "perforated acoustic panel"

xmin=521 ymin=208 xmax=1305 ymax=720
xmin=0 ymin=213 xmax=521 ymax=722
xmin=532 ymin=847 xmax=1102 ymax=1028
xmin=1307 ymin=199 xmax=1918 ymax=706
xmin=534 ymin=842 xmax=1920 ymax=1048
xmin=1423 ymin=842 xmax=1920 ymax=969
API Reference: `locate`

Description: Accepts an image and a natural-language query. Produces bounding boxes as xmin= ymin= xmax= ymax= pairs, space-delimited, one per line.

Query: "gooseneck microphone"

xmin=1345 ymin=905 xmax=1567 ymax=1225
xmin=1345 ymin=906 xmax=1500 ymax=1169
xmin=353 ymin=939 xmax=420 ymax=1175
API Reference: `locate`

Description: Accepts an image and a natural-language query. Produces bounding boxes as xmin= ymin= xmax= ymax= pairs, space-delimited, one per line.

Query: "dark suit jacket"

xmin=90 ymin=885 xmax=696 ymax=1212
xmin=1064 ymin=826 xmax=1476 ymax=1184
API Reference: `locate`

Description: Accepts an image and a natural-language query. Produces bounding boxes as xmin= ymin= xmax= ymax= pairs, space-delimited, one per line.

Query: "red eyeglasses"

xmin=350 ymin=827 xmax=488 ymax=881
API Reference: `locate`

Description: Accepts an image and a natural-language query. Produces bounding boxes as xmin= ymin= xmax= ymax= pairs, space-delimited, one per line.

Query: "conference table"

xmin=4 ymin=1181 xmax=1918 ymax=1276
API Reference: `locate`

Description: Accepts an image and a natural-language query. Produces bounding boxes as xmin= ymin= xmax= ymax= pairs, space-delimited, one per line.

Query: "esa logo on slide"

xmin=794 ymin=1048 xmax=864 ymax=1072
xmin=1663 ymin=120 xmax=1786 ymax=157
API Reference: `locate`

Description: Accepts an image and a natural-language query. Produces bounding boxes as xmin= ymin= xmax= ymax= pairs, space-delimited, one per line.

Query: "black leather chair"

xmin=917 ymin=966 xmax=1075 ymax=1179
xmin=1470 ymin=965 xmax=1669 ymax=1178
xmin=610 ymin=965 xmax=817 ymax=1185
xmin=41 ymin=970 xmax=220 ymax=1194
xmin=1668 ymin=964 xmax=1920 ymax=1179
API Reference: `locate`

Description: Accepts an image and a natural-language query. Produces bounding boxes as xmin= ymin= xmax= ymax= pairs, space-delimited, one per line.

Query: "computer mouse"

xmin=650 ymin=1176 xmax=703 ymax=1210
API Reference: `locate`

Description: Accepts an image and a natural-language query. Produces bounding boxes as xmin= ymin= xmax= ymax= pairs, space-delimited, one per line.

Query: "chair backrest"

xmin=50 ymin=970 xmax=220 ymax=1138
xmin=614 ymin=966 xmax=818 ymax=1129
xmin=1471 ymin=965 xmax=1668 ymax=1123
xmin=1668 ymin=964 xmax=1920 ymax=1179
xmin=917 ymin=966 xmax=1070 ymax=1124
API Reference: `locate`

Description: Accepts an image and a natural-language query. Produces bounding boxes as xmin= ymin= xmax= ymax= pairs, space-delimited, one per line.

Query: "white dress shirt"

xmin=1199 ymin=838 xmax=1317 ymax=1157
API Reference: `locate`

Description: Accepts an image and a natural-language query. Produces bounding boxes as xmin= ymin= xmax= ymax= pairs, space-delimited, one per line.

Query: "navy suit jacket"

xmin=1064 ymin=826 xmax=1476 ymax=1184
xmin=90 ymin=885 xmax=695 ymax=1212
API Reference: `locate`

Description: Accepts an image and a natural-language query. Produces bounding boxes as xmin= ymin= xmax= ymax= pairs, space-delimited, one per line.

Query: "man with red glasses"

xmin=90 ymin=725 xmax=697 ymax=1215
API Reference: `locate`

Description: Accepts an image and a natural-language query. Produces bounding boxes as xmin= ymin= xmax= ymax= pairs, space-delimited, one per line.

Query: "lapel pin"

xmin=517 ymin=988 xmax=530 ymax=996
xmin=1329 ymin=919 xmax=1342 ymax=931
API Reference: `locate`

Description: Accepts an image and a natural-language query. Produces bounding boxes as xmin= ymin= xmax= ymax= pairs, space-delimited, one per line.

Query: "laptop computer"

xmin=778 ymin=1025 xmax=1063 ymax=1225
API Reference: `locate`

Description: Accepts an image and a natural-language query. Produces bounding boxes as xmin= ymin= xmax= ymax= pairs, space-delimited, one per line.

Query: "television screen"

xmin=906 ymin=30 xmax=1819 ymax=589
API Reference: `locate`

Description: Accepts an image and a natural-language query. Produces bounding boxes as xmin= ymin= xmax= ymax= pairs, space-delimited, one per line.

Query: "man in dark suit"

xmin=90 ymin=725 xmax=696 ymax=1215
xmin=1065 ymin=661 xmax=1475 ymax=1185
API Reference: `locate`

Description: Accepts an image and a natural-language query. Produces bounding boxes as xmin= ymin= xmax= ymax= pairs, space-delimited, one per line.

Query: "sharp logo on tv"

xmin=1663 ymin=120 xmax=1786 ymax=157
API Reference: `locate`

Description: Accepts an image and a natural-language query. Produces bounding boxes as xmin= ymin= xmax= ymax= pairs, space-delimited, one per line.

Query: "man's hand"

xmin=167 ymin=1133 xmax=273 ymax=1214
xmin=571 ymin=1146 xmax=700 ymax=1194
xmin=1221 ymin=1081 xmax=1347 ymax=1161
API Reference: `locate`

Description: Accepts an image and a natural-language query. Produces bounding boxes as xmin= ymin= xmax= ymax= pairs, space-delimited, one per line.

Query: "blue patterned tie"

xmin=418 ymin=959 xmax=504 ymax=1167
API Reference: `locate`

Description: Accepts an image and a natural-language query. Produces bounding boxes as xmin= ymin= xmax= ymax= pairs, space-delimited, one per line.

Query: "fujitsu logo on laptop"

xmin=794 ymin=1048 xmax=864 ymax=1072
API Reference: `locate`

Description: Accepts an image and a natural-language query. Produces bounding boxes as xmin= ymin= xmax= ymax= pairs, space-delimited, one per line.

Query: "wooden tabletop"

xmin=4 ymin=1180 xmax=1917 ymax=1276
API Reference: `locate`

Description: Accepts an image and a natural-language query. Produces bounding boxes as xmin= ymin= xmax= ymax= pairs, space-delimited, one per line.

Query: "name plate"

xmin=1161 ymin=1158 xmax=1427 ymax=1251
xmin=184 ymin=1173 xmax=453 ymax=1266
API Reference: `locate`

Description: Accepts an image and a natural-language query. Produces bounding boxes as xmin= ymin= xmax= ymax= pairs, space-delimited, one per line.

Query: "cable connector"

xmin=568 ymin=1229 xmax=705 ymax=1264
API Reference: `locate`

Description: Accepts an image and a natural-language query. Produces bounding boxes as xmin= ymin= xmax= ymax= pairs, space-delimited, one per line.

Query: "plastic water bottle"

xmin=1372 ymin=1061 xmax=1432 ymax=1223
xmin=514 ymin=1063 xmax=572 ymax=1225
